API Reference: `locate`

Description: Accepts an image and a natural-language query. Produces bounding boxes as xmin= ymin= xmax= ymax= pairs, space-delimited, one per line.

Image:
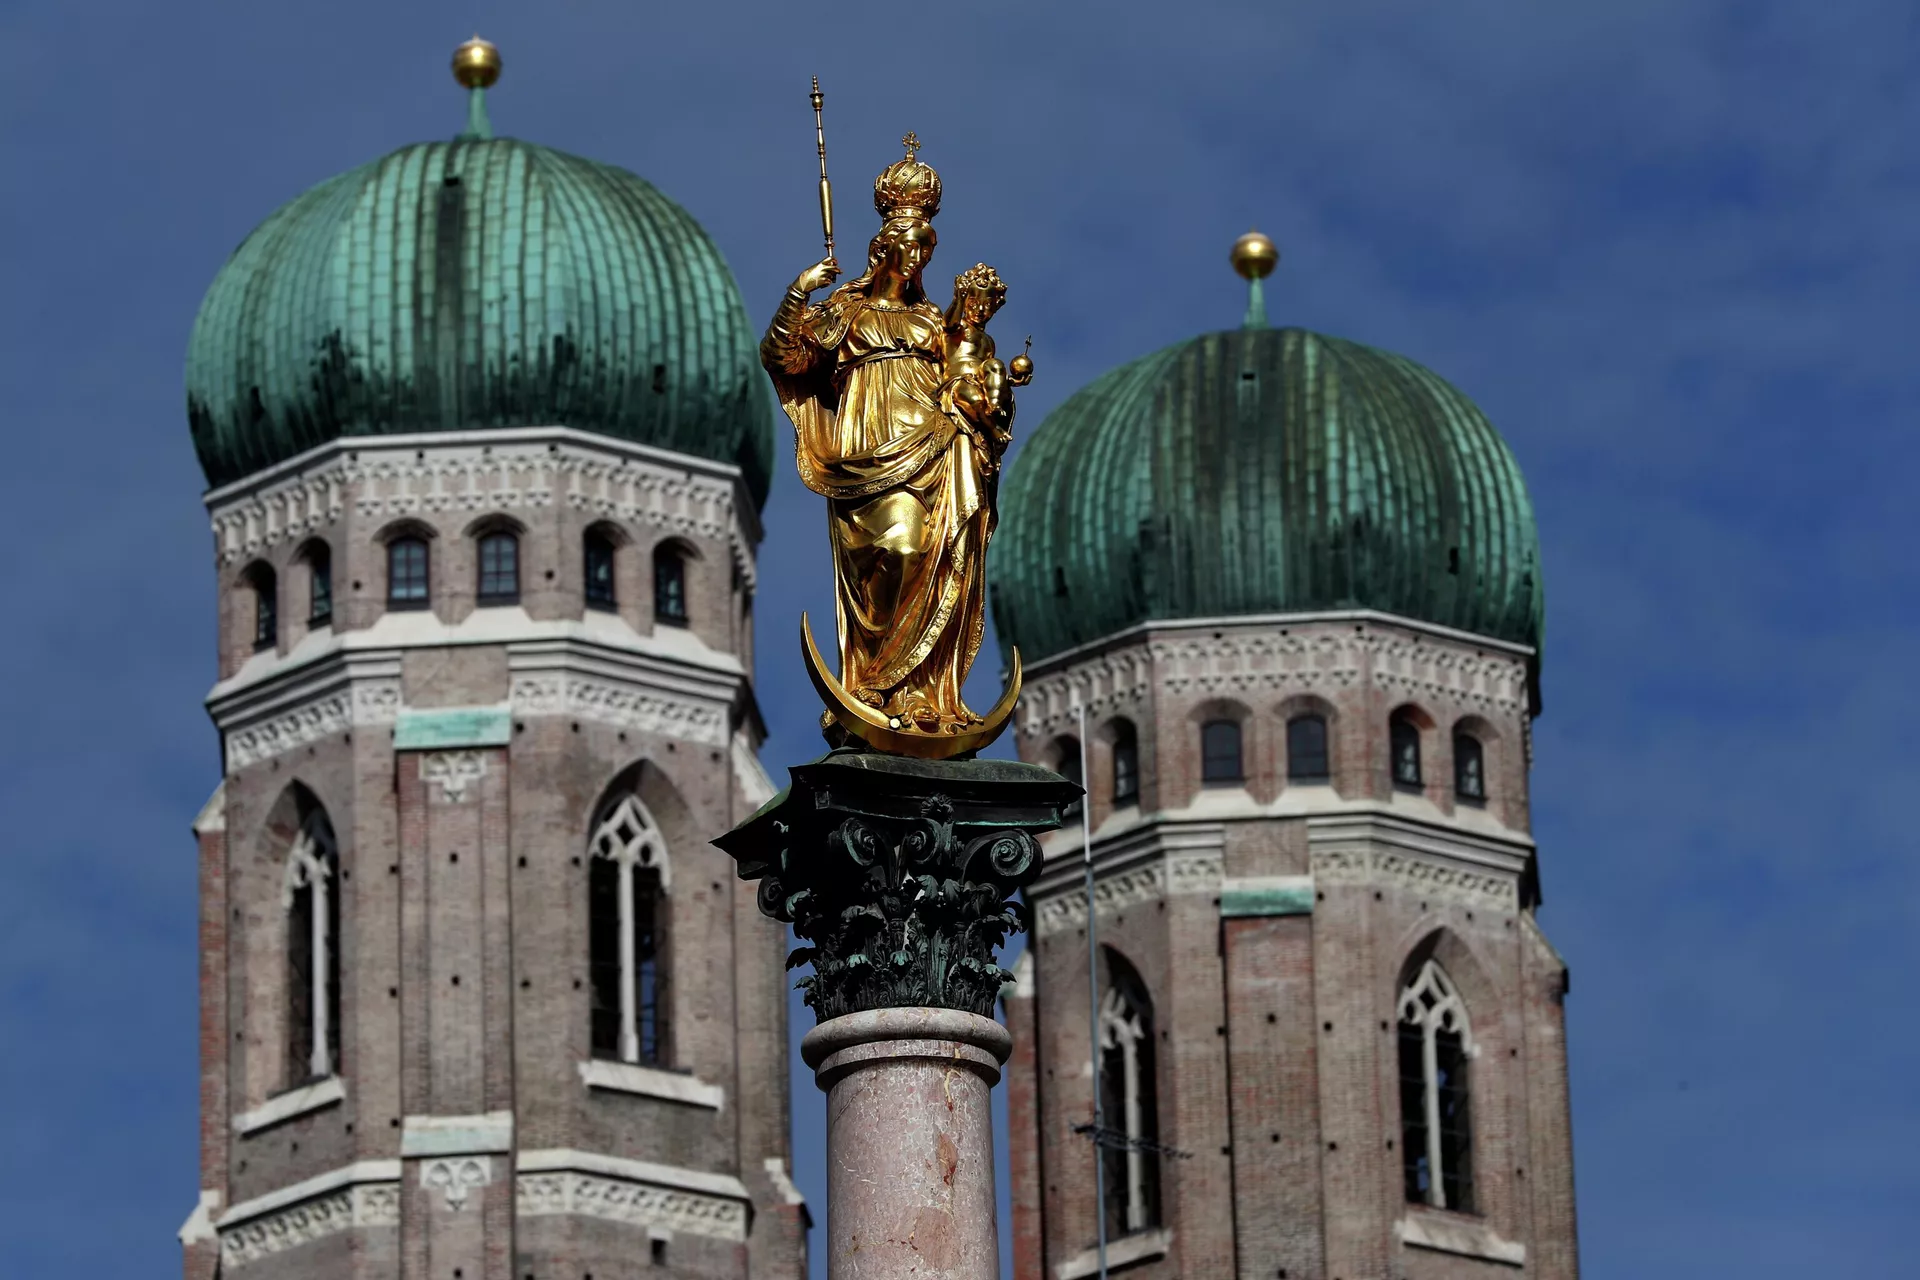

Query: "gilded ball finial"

xmin=452 ymin=34 xmax=502 ymax=90
xmin=1231 ymin=229 xmax=1279 ymax=280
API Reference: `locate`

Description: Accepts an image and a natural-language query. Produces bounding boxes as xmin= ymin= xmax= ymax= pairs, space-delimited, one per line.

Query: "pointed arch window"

xmin=1201 ymin=719 xmax=1243 ymax=783
xmin=283 ymin=806 xmax=341 ymax=1084
xmin=1391 ymin=711 xmax=1423 ymax=789
xmin=584 ymin=530 xmax=618 ymax=611
xmin=1100 ymin=950 xmax=1162 ymax=1238
xmin=1111 ymin=720 xmax=1139 ymax=807
xmin=477 ymin=530 xmax=520 ymax=604
xmin=1454 ymin=732 xmax=1486 ymax=803
xmin=653 ymin=544 xmax=688 ymax=625
xmin=1287 ymin=713 xmax=1329 ymax=781
xmin=388 ymin=537 xmax=430 ymax=610
xmin=589 ymin=795 xmax=668 ymax=1065
xmin=1399 ymin=959 xmax=1475 ymax=1213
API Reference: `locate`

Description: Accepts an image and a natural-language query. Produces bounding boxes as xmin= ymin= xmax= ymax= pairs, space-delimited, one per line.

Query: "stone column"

xmin=716 ymin=749 xmax=1076 ymax=1280
xmin=804 ymin=1008 xmax=1009 ymax=1278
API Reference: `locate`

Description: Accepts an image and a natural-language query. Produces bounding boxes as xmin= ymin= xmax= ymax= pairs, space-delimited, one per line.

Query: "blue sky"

xmin=2 ymin=1 xmax=1916 ymax=1276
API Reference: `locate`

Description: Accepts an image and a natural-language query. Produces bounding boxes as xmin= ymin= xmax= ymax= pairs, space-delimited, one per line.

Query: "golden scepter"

xmin=810 ymin=76 xmax=834 ymax=256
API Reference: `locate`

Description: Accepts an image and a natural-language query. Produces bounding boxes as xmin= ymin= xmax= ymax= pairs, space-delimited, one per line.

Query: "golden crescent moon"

xmin=801 ymin=613 xmax=1021 ymax=760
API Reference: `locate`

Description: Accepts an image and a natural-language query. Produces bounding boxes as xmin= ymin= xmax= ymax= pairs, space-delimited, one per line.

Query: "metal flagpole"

xmin=1079 ymin=701 xmax=1108 ymax=1280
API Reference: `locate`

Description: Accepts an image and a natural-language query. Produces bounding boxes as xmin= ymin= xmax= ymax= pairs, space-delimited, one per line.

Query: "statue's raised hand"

xmin=792 ymin=257 xmax=840 ymax=295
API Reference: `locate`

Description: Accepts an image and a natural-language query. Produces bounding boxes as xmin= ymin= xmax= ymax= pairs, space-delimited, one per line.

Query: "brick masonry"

xmin=184 ymin=433 xmax=804 ymax=1280
xmin=1003 ymin=614 xmax=1578 ymax=1280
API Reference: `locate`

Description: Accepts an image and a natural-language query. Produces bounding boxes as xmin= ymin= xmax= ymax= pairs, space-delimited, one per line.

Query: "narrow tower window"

xmin=1454 ymin=732 xmax=1486 ymax=803
xmin=388 ymin=537 xmax=430 ymax=610
xmin=307 ymin=543 xmax=332 ymax=626
xmin=584 ymin=531 xmax=617 ymax=610
xmin=1201 ymin=719 xmax=1243 ymax=784
xmin=1399 ymin=959 xmax=1475 ymax=1213
xmin=1111 ymin=719 xmax=1140 ymax=806
xmin=476 ymin=530 xmax=520 ymax=604
xmin=1286 ymin=713 xmax=1329 ymax=781
xmin=589 ymin=795 xmax=669 ymax=1065
xmin=1391 ymin=711 xmax=1423 ymax=789
xmin=1100 ymin=949 xmax=1162 ymax=1238
xmin=653 ymin=544 xmax=688 ymax=625
xmin=1054 ymin=736 xmax=1084 ymax=821
xmin=246 ymin=563 xmax=278 ymax=651
xmin=283 ymin=806 xmax=341 ymax=1084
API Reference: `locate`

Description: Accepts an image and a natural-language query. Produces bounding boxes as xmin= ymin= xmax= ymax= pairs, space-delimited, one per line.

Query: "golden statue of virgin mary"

xmin=762 ymin=135 xmax=1030 ymax=758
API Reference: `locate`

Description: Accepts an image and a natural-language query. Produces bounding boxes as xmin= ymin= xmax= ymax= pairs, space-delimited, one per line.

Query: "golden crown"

xmin=874 ymin=132 xmax=942 ymax=221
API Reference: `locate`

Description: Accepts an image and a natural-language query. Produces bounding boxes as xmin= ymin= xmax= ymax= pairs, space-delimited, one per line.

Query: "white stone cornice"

xmin=1030 ymin=825 xmax=1226 ymax=939
xmin=215 ymin=1160 xmax=401 ymax=1266
xmin=1305 ymin=808 xmax=1533 ymax=874
xmin=203 ymin=428 xmax=761 ymax=583
xmin=209 ymin=621 xmax=748 ymax=768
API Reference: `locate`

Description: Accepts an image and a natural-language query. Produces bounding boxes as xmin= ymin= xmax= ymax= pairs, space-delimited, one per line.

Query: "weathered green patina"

xmin=393 ymin=705 xmax=513 ymax=751
xmin=1219 ymin=876 xmax=1316 ymax=918
xmin=186 ymin=102 xmax=772 ymax=504
xmin=715 ymin=751 xmax=1079 ymax=1021
xmin=991 ymin=327 xmax=1544 ymax=674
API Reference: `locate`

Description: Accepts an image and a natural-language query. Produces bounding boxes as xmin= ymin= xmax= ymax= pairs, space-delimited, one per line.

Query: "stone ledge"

xmin=233 ymin=1075 xmax=345 ymax=1136
xmin=577 ymin=1058 xmax=725 ymax=1109
xmin=1396 ymin=1210 xmax=1526 ymax=1266
xmin=1055 ymin=1227 xmax=1173 ymax=1279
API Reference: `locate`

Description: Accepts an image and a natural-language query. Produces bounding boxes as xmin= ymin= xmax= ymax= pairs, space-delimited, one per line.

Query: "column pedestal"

xmin=804 ymin=1008 xmax=1012 ymax=1280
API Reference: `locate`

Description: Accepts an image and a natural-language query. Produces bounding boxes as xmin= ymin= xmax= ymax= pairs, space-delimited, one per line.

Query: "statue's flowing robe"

xmin=762 ymin=286 xmax=992 ymax=726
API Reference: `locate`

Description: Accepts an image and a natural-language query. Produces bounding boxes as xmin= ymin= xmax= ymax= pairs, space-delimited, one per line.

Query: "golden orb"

xmin=1009 ymin=351 xmax=1034 ymax=381
xmin=452 ymin=35 xmax=502 ymax=90
xmin=1231 ymin=229 xmax=1279 ymax=280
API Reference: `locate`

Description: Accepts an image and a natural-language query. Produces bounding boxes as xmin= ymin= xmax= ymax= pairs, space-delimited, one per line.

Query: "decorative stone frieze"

xmin=420 ymin=751 xmax=488 ymax=804
xmin=219 ymin=1183 xmax=399 ymax=1267
xmin=517 ymin=1173 xmax=748 ymax=1242
xmin=207 ymin=432 xmax=757 ymax=588
xmin=1032 ymin=852 xmax=1224 ymax=938
xmin=1312 ymin=847 xmax=1516 ymax=909
xmin=509 ymin=673 xmax=729 ymax=746
xmin=1020 ymin=613 xmax=1531 ymax=738
xmin=716 ymin=751 xmax=1078 ymax=1021
xmin=223 ymin=679 xmax=401 ymax=771
xmin=421 ymin=1156 xmax=491 ymax=1210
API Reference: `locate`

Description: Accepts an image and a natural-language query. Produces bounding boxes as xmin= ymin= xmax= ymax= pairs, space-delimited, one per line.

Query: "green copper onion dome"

xmin=187 ymin=41 xmax=773 ymax=505
xmin=993 ymin=244 xmax=1543 ymax=680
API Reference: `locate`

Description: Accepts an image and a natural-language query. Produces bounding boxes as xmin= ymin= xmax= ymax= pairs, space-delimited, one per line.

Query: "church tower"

xmin=176 ymin=41 xmax=805 ymax=1280
xmin=993 ymin=234 xmax=1579 ymax=1279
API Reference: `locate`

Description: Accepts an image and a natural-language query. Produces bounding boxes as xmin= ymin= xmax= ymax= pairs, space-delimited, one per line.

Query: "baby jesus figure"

xmin=940 ymin=263 xmax=1031 ymax=470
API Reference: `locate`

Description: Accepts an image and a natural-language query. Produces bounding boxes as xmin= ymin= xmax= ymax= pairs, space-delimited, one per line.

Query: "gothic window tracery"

xmin=282 ymin=805 xmax=341 ymax=1084
xmin=1099 ymin=950 xmax=1162 ymax=1238
xmin=1398 ymin=958 xmax=1476 ymax=1212
xmin=588 ymin=794 xmax=668 ymax=1065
